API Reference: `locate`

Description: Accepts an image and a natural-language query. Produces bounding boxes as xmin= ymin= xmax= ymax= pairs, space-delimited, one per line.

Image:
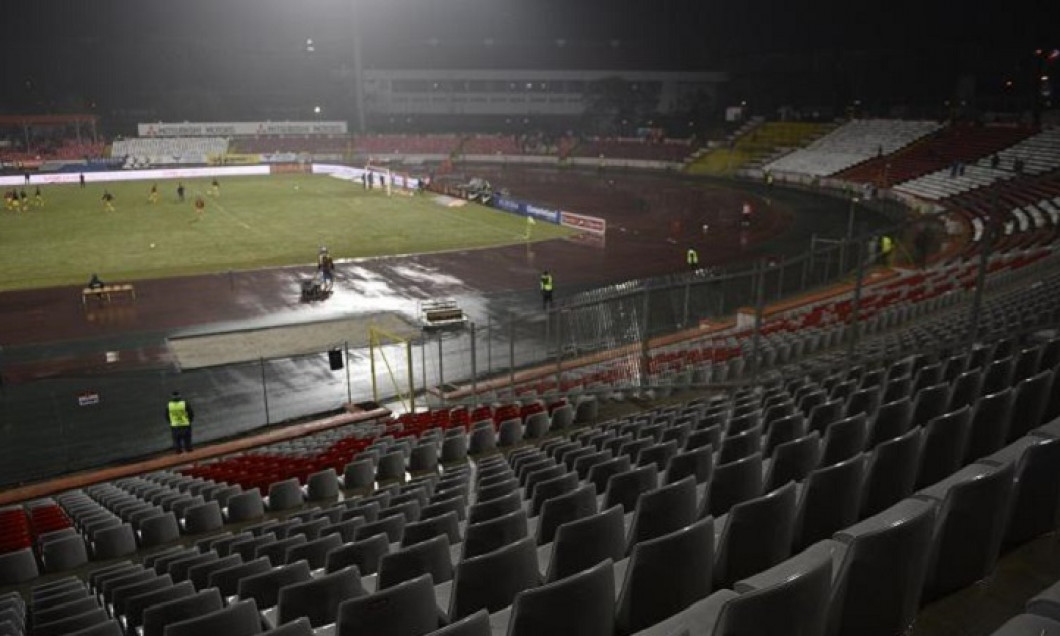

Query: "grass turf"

xmin=0 ymin=174 xmax=573 ymax=291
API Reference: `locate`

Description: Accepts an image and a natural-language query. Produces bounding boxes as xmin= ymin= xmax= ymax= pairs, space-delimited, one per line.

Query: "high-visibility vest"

xmin=881 ymin=236 xmax=894 ymax=254
xmin=687 ymin=249 xmax=699 ymax=265
xmin=168 ymin=400 xmax=190 ymax=427
xmin=540 ymin=274 xmax=553 ymax=291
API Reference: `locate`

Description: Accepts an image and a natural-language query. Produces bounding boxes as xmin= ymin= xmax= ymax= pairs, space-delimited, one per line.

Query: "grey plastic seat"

xmin=238 ymin=560 xmax=312 ymax=609
xmin=825 ymin=497 xmax=937 ymax=636
xmin=644 ymin=542 xmax=833 ymax=636
xmin=462 ymin=508 xmax=528 ymax=559
xmin=844 ymin=387 xmax=881 ymax=419
xmin=410 ymin=445 xmax=440 ymax=473
xmin=664 ymin=445 xmax=714 ymax=485
xmin=267 ymin=479 xmax=305 ymax=512
xmin=524 ymin=412 xmax=551 ymax=440
xmin=808 ymin=399 xmax=844 ymax=434
xmin=468 ymin=428 xmax=497 ymax=455
xmin=868 ymin=397 xmax=913 ymax=447
xmin=306 ymin=469 xmax=340 ymax=501
xmin=820 ymin=413 xmax=868 ymax=465
xmin=377 ymin=451 xmax=408 ymax=483
xmin=1007 ymin=370 xmax=1054 ymax=442
xmin=110 ymin=573 xmax=174 ymax=616
xmin=226 ymin=490 xmax=266 ymax=523
xmin=948 ymin=369 xmax=984 ymax=411
xmin=523 ymin=464 xmax=566 ymax=499
xmin=718 ymin=427 xmax=762 ymax=464
xmin=31 ymin=595 xmax=100 ymax=628
xmin=627 ymin=476 xmax=697 ymax=549
xmin=379 ymin=533 xmax=454 ymax=589
xmin=402 ymin=510 xmax=462 ymax=547
xmin=276 ymin=566 xmax=365 ymax=627
xmin=441 ymin=436 xmax=469 ymax=464
xmin=33 ymin=607 xmax=109 ymax=636
xmin=498 ymin=419 xmax=523 ymax=447
xmin=506 ymin=558 xmax=615 ymax=636
xmin=529 ymin=471 xmax=578 ymax=517
xmin=142 ymin=588 xmax=223 ymax=636
xmin=188 ymin=553 xmax=242 ymax=591
xmin=983 ymin=356 xmax=1015 ymax=394
xmin=705 ymin=453 xmax=763 ymax=518
xmin=427 ymin=609 xmax=490 ymax=636
xmin=286 ymin=533 xmax=343 ymax=569
xmin=123 ymin=580 xmax=196 ymax=634
xmin=0 ymin=547 xmax=39 ymax=585
xmin=551 ymin=404 xmax=574 ymax=431
xmin=986 ymin=435 xmax=1060 ymax=546
xmin=966 ymin=388 xmax=1015 ymax=462
xmin=335 ymin=573 xmax=439 ymax=636
xmin=536 ymin=483 xmax=598 ymax=547
xmin=637 ymin=441 xmax=679 ymax=472
xmin=42 ymin=534 xmax=88 ymax=572
xmin=587 ymin=455 xmax=632 ymax=494
xmin=381 ymin=499 xmax=422 ymax=524
xmin=987 ymin=614 xmax=1060 ymax=635
xmin=918 ymin=461 xmax=1016 ymax=601
xmin=911 ymin=382 xmax=952 ymax=429
xmin=208 ymin=556 xmax=272 ymax=597
xmin=545 ymin=504 xmax=625 ymax=583
xmin=183 ymin=500 xmax=224 ymax=534
xmin=685 ymin=425 xmax=722 ymax=452
xmin=325 ymin=533 xmax=389 ymax=575
xmin=714 ymin=481 xmax=797 ymax=589
xmin=168 ymin=550 xmax=219 ymax=583
xmin=766 ymin=433 xmax=822 ymax=491
xmin=916 ymin=406 xmax=973 ymax=489
xmin=467 ymin=490 xmax=522 ymax=524
xmin=164 ymin=598 xmax=262 ymax=636
xmin=354 ymin=513 xmax=406 ymax=544
xmin=861 ymin=427 xmax=923 ymax=518
xmin=91 ymin=523 xmax=137 ymax=560
xmin=615 ymin=515 xmax=715 ymax=636
xmin=257 ymin=535 xmax=307 ymax=566
xmin=343 ymin=459 xmax=376 ymax=490
xmin=65 ymin=618 xmax=124 ymax=636
xmin=763 ymin=413 xmax=807 ymax=456
xmin=795 ymin=453 xmax=867 ymax=551
xmin=604 ymin=465 xmax=659 ymax=513
xmin=449 ymin=536 xmax=541 ymax=620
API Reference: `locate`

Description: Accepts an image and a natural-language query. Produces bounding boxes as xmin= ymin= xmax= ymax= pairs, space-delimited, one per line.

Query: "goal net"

xmin=364 ymin=165 xmax=416 ymax=196
xmin=368 ymin=325 xmax=416 ymax=412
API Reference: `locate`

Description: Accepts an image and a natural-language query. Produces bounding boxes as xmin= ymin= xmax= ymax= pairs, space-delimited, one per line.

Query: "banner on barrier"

xmin=0 ymin=165 xmax=269 ymax=187
xmin=138 ymin=121 xmax=348 ymax=137
xmin=208 ymin=153 xmax=263 ymax=166
xmin=560 ymin=210 xmax=607 ymax=235
xmin=491 ymin=195 xmax=561 ymax=224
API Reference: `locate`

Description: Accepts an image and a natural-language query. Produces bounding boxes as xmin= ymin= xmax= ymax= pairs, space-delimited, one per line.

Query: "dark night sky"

xmin=0 ymin=0 xmax=1052 ymax=122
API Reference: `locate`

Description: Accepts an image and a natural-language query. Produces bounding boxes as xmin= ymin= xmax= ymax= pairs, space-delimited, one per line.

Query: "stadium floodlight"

xmin=314 ymin=105 xmax=322 ymax=114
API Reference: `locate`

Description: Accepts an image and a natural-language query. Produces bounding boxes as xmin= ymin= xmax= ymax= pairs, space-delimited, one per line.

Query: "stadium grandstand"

xmin=2 ymin=2 xmax=1060 ymax=636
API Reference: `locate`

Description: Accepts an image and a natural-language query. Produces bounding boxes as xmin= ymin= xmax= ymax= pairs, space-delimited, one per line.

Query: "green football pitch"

xmin=0 ymin=174 xmax=573 ymax=291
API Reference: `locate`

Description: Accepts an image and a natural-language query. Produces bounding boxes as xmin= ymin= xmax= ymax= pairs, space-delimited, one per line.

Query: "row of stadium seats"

xmin=1 ymin=324 xmax=1058 ymax=634
xmin=765 ymin=119 xmax=943 ymax=177
xmin=837 ymin=124 xmax=1035 ymax=187
xmin=895 ymin=128 xmax=1060 ymax=200
xmin=110 ymin=137 xmax=230 ymax=168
